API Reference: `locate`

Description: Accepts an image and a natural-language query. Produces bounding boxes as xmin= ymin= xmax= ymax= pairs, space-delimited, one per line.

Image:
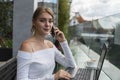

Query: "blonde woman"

xmin=17 ymin=6 xmax=76 ymax=80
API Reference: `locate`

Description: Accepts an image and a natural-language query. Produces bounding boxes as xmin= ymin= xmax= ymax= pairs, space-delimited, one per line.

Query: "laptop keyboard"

xmin=72 ymin=68 xmax=92 ymax=80
xmin=60 ymin=67 xmax=93 ymax=80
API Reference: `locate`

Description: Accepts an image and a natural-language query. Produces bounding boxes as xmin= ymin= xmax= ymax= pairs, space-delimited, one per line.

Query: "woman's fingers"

xmin=55 ymin=30 xmax=63 ymax=36
xmin=59 ymin=69 xmax=72 ymax=79
xmin=54 ymin=28 xmax=66 ymax=42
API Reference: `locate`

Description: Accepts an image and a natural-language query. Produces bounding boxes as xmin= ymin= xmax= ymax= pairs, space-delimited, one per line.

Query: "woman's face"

xmin=33 ymin=12 xmax=53 ymax=36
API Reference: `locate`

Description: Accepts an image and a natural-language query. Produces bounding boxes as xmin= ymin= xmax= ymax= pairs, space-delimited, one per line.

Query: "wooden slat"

xmin=0 ymin=57 xmax=17 ymax=80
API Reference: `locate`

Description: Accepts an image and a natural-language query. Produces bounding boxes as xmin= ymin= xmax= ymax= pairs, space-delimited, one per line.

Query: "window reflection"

xmin=69 ymin=13 xmax=120 ymax=79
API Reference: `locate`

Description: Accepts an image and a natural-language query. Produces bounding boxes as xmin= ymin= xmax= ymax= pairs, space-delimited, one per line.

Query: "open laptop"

xmin=61 ymin=42 xmax=110 ymax=80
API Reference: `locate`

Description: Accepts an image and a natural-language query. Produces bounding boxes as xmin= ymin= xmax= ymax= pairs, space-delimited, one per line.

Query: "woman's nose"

xmin=45 ymin=21 xmax=50 ymax=27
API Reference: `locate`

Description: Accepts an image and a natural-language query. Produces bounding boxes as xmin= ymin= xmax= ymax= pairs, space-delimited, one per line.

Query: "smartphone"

xmin=51 ymin=26 xmax=56 ymax=37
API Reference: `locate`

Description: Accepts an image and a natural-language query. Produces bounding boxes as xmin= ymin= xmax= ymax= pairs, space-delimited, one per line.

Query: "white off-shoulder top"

xmin=17 ymin=41 xmax=76 ymax=80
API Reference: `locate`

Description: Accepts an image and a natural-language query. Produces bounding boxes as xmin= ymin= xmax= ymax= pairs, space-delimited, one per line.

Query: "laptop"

xmin=61 ymin=42 xmax=109 ymax=80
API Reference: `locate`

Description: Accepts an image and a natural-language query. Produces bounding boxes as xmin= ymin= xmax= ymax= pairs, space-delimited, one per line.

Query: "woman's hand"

xmin=54 ymin=27 xmax=66 ymax=42
xmin=54 ymin=69 xmax=72 ymax=80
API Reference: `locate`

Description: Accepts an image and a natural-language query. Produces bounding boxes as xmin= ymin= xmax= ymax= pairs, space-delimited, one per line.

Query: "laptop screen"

xmin=96 ymin=42 xmax=109 ymax=80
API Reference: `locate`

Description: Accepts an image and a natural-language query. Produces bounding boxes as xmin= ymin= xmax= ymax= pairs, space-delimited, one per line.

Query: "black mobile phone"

xmin=51 ymin=26 xmax=56 ymax=37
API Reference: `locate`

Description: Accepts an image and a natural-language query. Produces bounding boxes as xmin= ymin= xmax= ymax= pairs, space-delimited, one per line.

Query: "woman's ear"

xmin=33 ymin=23 xmax=35 ymax=26
xmin=32 ymin=20 xmax=36 ymax=27
xmin=32 ymin=19 xmax=36 ymax=25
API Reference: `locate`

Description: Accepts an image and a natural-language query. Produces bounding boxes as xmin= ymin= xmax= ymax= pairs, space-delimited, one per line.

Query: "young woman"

xmin=17 ymin=6 xmax=76 ymax=80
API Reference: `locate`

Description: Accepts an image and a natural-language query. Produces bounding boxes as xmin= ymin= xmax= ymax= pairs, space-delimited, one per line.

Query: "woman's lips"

xmin=43 ymin=28 xmax=50 ymax=31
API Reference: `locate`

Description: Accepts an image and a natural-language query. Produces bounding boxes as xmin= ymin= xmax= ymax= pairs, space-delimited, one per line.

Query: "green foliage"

xmin=58 ymin=0 xmax=70 ymax=41
xmin=0 ymin=38 xmax=12 ymax=48
xmin=0 ymin=1 xmax=13 ymax=48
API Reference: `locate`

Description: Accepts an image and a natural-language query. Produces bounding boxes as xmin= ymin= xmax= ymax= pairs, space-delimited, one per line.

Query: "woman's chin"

xmin=44 ymin=32 xmax=50 ymax=35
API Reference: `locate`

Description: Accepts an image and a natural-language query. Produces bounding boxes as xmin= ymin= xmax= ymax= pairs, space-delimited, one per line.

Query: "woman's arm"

xmin=53 ymin=27 xmax=77 ymax=68
xmin=55 ymin=40 xmax=77 ymax=68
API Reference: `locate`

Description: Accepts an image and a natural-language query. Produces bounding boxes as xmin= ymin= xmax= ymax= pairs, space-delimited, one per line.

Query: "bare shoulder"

xmin=45 ymin=40 xmax=54 ymax=48
xmin=19 ymin=40 xmax=32 ymax=53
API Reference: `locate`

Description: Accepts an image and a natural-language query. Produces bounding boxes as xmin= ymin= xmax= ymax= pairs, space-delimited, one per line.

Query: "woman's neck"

xmin=32 ymin=33 xmax=45 ymax=42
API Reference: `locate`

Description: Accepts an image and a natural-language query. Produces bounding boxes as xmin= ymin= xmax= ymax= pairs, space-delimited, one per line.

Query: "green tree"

xmin=0 ymin=1 xmax=13 ymax=48
xmin=58 ymin=0 xmax=70 ymax=41
xmin=55 ymin=0 xmax=70 ymax=70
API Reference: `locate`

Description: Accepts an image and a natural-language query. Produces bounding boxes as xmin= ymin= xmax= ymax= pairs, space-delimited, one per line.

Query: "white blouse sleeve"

xmin=17 ymin=52 xmax=54 ymax=80
xmin=54 ymin=41 xmax=77 ymax=68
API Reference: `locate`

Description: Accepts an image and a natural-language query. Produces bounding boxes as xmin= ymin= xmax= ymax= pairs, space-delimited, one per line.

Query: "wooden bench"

xmin=0 ymin=57 xmax=17 ymax=80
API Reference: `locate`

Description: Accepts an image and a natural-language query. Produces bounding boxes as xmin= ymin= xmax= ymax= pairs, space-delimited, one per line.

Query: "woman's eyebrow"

xmin=38 ymin=18 xmax=54 ymax=21
xmin=39 ymin=18 xmax=53 ymax=20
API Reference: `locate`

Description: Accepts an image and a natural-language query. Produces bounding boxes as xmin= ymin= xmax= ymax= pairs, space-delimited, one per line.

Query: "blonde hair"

xmin=31 ymin=6 xmax=54 ymax=34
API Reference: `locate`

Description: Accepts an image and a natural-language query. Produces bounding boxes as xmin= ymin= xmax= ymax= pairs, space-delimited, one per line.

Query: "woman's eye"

xmin=49 ymin=20 xmax=53 ymax=23
xmin=39 ymin=18 xmax=53 ymax=23
xmin=39 ymin=19 xmax=45 ymax=22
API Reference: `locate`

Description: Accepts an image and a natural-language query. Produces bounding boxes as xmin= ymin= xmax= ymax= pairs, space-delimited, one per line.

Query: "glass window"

xmin=69 ymin=13 xmax=120 ymax=80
